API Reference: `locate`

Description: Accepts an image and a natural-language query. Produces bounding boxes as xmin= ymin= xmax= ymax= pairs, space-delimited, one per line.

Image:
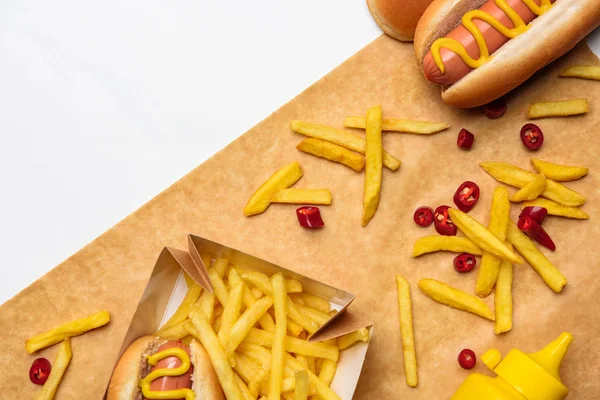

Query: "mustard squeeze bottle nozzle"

xmin=451 ymin=332 xmax=574 ymax=400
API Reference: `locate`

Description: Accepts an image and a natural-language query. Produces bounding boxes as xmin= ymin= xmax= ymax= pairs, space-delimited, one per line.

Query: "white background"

xmin=0 ymin=1 xmax=598 ymax=305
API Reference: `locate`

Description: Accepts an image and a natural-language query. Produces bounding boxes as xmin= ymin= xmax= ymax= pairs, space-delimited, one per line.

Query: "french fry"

xmin=251 ymin=287 xmax=264 ymax=299
xmin=413 ymin=236 xmax=483 ymax=258
xmin=291 ymin=293 xmax=331 ymax=314
xmin=318 ymin=360 xmax=337 ymax=387
xmin=234 ymin=372 xmax=257 ymax=400
xmin=396 ymin=274 xmax=418 ymax=387
xmin=296 ymin=138 xmax=365 ymax=172
xmin=157 ymin=274 xmax=203 ymax=333
xmin=244 ymin=161 xmax=303 ymax=216
xmin=418 ymin=279 xmax=495 ymax=321
xmin=242 ymin=327 xmax=339 ymax=361
xmin=237 ymin=342 xmax=295 ymax=378
xmin=234 ymin=353 xmax=268 ymax=396
xmin=269 ymin=273 xmax=288 ymax=400
xmin=290 ymin=120 xmax=401 ymax=170
xmin=241 ymin=271 xmax=303 ymax=295
xmin=531 ymin=158 xmax=589 ymax=182
xmin=362 ymin=105 xmax=383 ymax=227
xmin=213 ymin=314 xmax=223 ymax=333
xmin=208 ymin=267 xmax=230 ymax=308
xmin=196 ymin=290 xmax=216 ymax=324
xmin=155 ymin=319 xmax=190 ymax=340
xmin=227 ymin=296 xmax=274 ymax=356
xmin=219 ymin=283 xmax=244 ymax=359
xmin=337 ymin=328 xmax=370 ymax=350
xmin=527 ymin=99 xmax=589 ymax=119
xmin=480 ymin=162 xmax=586 ymax=207
xmin=285 ymin=354 xmax=341 ymax=400
xmin=187 ymin=312 xmax=244 ymax=399
xmin=35 ymin=338 xmax=72 ymax=400
xmin=494 ymin=258 xmax=513 ymax=335
xmin=315 ymin=358 xmax=324 ymax=376
xmin=448 ymin=209 xmax=523 ymax=264
xmin=476 ymin=186 xmax=510 ymax=297
xmin=294 ymin=303 xmax=330 ymax=326
xmin=287 ymin=298 xmax=319 ymax=334
xmin=286 ymin=279 xmax=304 ymax=294
xmin=270 ymin=189 xmax=332 ymax=205
xmin=287 ymin=319 xmax=305 ymax=337
xmin=521 ymin=198 xmax=590 ymax=220
xmin=510 ymin=173 xmax=546 ymax=203
xmin=230 ymin=269 xmax=277 ymax=333
xmin=307 ymin=357 xmax=317 ymax=375
xmin=344 ymin=116 xmax=449 ymax=134
xmin=294 ymin=370 xmax=310 ymax=400
xmin=26 ymin=311 xmax=110 ymax=353
xmin=560 ymin=65 xmax=600 ymax=80
xmin=506 ymin=221 xmax=567 ymax=293
xmin=214 ymin=258 xmax=229 ymax=279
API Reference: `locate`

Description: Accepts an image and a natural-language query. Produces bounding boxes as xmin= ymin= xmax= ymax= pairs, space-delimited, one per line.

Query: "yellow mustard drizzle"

xmin=139 ymin=348 xmax=195 ymax=400
xmin=431 ymin=0 xmax=554 ymax=73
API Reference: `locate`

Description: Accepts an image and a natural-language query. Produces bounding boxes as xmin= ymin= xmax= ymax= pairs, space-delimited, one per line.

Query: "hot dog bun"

xmin=414 ymin=0 xmax=600 ymax=108
xmin=107 ymin=336 xmax=224 ymax=400
xmin=367 ymin=0 xmax=436 ymax=41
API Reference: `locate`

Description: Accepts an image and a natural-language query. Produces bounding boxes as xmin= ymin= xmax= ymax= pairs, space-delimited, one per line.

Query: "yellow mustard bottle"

xmin=451 ymin=332 xmax=573 ymax=400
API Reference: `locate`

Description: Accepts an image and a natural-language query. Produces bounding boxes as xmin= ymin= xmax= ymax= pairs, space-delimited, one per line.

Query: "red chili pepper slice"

xmin=453 ymin=253 xmax=477 ymax=273
xmin=520 ymin=123 xmax=544 ymax=151
xmin=414 ymin=206 xmax=434 ymax=227
xmin=519 ymin=206 xmax=548 ymax=226
xmin=458 ymin=349 xmax=477 ymax=370
xmin=296 ymin=206 xmax=324 ymax=228
xmin=453 ymin=181 xmax=480 ymax=213
xmin=434 ymin=205 xmax=457 ymax=236
xmin=518 ymin=215 xmax=556 ymax=251
xmin=457 ymin=129 xmax=474 ymax=150
xmin=29 ymin=358 xmax=52 ymax=385
xmin=483 ymin=97 xmax=507 ymax=119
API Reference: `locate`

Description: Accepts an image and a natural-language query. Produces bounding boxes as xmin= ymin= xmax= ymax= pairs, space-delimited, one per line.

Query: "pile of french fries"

xmin=155 ymin=255 xmax=369 ymax=400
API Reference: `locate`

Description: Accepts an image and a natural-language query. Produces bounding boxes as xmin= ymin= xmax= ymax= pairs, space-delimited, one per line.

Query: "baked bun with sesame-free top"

xmin=367 ymin=0 xmax=436 ymax=41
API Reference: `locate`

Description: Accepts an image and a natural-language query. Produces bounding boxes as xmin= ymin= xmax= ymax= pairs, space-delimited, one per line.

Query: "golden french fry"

xmin=155 ymin=319 xmax=190 ymax=340
xmin=294 ymin=370 xmax=310 ymax=400
xmin=418 ymin=279 xmax=494 ymax=321
xmin=531 ymin=158 xmax=589 ymax=182
xmin=396 ymin=274 xmax=418 ymax=387
xmin=560 ymin=65 xmax=600 ymax=80
xmin=244 ymin=161 xmax=303 ymax=216
xmin=290 ymin=120 xmax=401 ymax=171
xmin=344 ymin=116 xmax=449 ymax=134
xmin=269 ymin=273 xmax=288 ymax=400
xmin=494 ymin=258 xmax=513 ymax=335
xmin=510 ymin=173 xmax=546 ymax=202
xmin=35 ymin=338 xmax=72 ymax=400
xmin=413 ymin=236 xmax=483 ymax=257
xmin=227 ymin=296 xmax=274 ymax=356
xmin=230 ymin=269 xmax=276 ymax=333
xmin=448 ymin=209 xmax=523 ymax=264
xmin=291 ymin=293 xmax=330 ymax=314
xmin=476 ymin=186 xmax=510 ymax=297
xmin=337 ymin=328 xmax=370 ymax=350
xmin=196 ymin=289 xmax=216 ymax=324
xmin=480 ymin=162 xmax=586 ymax=207
xmin=242 ymin=327 xmax=339 ymax=361
xmin=296 ymin=138 xmax=365 ymax=172
xmin=270 ymin=189 xmax=332 ymax=205
xmin=26 ymin=311 xmax=110 ymax=353
xmin=233 ymin=353 xmax=268 ymax=396
xmin=237 ymin=342 xmax=295 ymax=378
xmin=219 ymin=283 xmax=244 ymax=355
xmin=234 ymin=372 xmax=257 ymax=400
xmin=251 ymin=287 xmax=264 ymax=299
xmin=208 ymin=267 xmax=230 ymax=308
xmin=521 ymin=198 xmax=590 ymax=220
xmin=527 ymin=99 xmax=589 ymax=119
xmin=506 ymin=221 xmax=567 ymax=293
xmin=287 ymin=318 xmax=304 ymax=337
xmin=213 ymin=258 xmax=229 ymax=279
xmin=294 ymin=303 xmax=330 ymax=326
xmin=287 ymin=298 xmax=319 ymax=334
xmin=187 ymin=311 xmax=244 ymax=399
xmin=157 ymin=275 xmax=203 ymax=333
xmin=285 ymin=354 xmax=341 ymax=400
xmin=362 ymin=105 xmax=383 ymax=227
xmin=318 ymin=360 xmax=337 ymax=386
xmin=241 ymin=271 xmax=302 ymax=295
xmin=286 ymin=279 xmax=303 ymax=294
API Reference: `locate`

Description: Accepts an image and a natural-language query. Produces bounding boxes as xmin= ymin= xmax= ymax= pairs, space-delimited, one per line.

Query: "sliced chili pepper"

xmin=434 ymin=205 xmax=457 ymax=236
xmin=519 ymin=206 xmax=548 ymax=225
xmin=458 ymin=349 xmax=477 ymax=370
xmin=414 ymin=206 xmax=434 ymax=227
xmin=483 ymin=97 xmax=507 ymax=119
xmin=453 ymin=181 xmax=480 ymax=213
xmin=29 ymin=358 xmax=51 ymax=385
xmin=518 ymin=215 xmax=556 ymax=251
xmin=520 ymin=123 xmax=544 ymax=151
xmin=457 ymin=129 xmax=474 ymax=150
xmin=453 ymin=253 xmax=477 ymax=273
xmin=296 ymin=206 xmax=324 ymax=228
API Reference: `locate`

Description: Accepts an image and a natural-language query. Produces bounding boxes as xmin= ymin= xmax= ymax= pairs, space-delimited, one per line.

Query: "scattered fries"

xmin=396 ymin=274 xmax=418 ymax=387
xmin=559 ymin=65 xmax=600 ymax=81
xmin=296 ymin=138 xmax=365 ymax=172
xmin=344 ymin=116 xmax=449 ymax=134
xmin=494 ymin=258 xmax=513 ymax=335
xmin=448 ymin=209 xmax=522 ymax=264
xmin=418 ymin=279 xmax=494 ymax=321
xmin=244 ymin=161 xmax=303 ymax=216
xmin=510 ymin=173 xmax=546 ymax=203
xmin=521 ymin=198 xmax=589 ymax=220
xmin=531 ymin=158 xmax=589 ymax=182
xmin=506 ymin=221 xmax=567 ymax=293
xmin=527 ymin=99 xmax=589 ymax=119
xmin=35 ymin=338 xmax=72 ymax=400
xmin=362 ymin=105 xmax=383 ymax=226
xmin=270 ymin=189 xmax=332 ymax=205
xmin=26 ymin=311 xmax=110 ymax=353
xmin=412 ymin=236 xmax=483 ymax=257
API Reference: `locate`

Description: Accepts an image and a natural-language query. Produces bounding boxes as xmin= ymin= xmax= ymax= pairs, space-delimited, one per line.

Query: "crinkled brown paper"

xmin=1 ymin=35 xmax=599 ymax=399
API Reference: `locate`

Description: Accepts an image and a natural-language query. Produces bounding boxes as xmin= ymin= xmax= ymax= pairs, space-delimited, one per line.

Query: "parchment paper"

xmin=1 ymin=35 xmax=599 ymax=399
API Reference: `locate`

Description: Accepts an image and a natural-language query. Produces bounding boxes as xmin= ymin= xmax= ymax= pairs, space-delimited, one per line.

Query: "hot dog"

xmin=414 ymin=0 xmax=600 ymax=108
xmin=107 ymin=336 xmax=224 ymax=400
